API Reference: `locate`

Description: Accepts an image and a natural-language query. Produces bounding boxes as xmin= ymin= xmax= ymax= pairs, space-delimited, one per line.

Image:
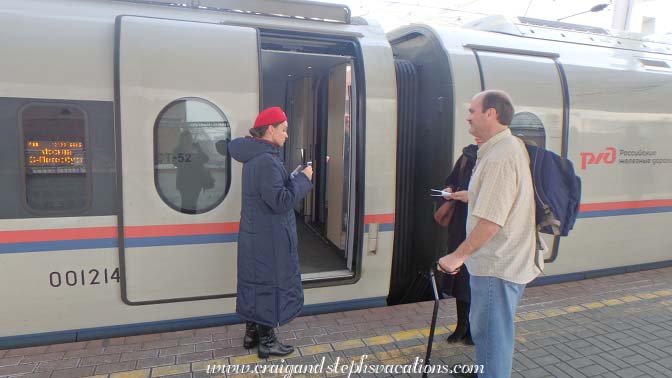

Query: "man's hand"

xmin=438 ymin=253 xmax=465 ymax=275
xmin=438 ymin=218 xmax=502 ymax=275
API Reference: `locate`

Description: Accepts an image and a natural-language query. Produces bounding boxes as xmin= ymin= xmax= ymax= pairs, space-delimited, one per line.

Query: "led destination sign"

xmin=26 ymin=140 xmax=85 ymax=174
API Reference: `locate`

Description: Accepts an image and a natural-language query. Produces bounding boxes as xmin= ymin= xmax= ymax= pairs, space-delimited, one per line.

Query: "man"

xmin=438 ymin=90 xmax=540 ymax=378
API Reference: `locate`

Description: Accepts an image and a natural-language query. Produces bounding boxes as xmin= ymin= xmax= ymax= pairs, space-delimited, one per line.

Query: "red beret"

xmin=253 ymin=107 xmax=287 ymax=128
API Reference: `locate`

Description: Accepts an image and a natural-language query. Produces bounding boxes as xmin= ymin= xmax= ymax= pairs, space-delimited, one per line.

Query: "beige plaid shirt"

xmin=464 ymin=129 xmax=541 ymax=284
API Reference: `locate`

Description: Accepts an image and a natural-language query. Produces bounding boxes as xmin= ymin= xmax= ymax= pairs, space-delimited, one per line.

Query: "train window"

xmin=510 ymin=111 xmax=546 ymax=149
xmin=154 ymin=98 xmax=231 ymax=214
xmin=20 ymin=104 xmax=90 ymax=213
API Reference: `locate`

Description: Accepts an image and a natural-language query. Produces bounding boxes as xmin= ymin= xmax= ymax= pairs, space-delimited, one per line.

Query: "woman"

xmin=228 ymin=107 xmax=313 ymax=358
xmin=440 ymin=143 xmax=478 ymax=345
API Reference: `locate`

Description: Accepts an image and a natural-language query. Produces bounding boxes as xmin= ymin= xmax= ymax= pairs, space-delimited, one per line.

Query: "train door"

xmin=469 ymin=46 xmax=567 ymax=261
xmin=285 ymin=76 xmax=314 ymax=216
xmin=115 ymin=16 xmax=259 ymax=303
xmin=260 ymin=41 xmax=357 ymax=279
xmin=325 ymin=63 xmax=352 ymax=258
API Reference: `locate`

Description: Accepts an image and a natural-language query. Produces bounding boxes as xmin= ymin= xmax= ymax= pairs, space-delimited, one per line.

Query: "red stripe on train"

xmin=0 ymin=223 xmax=240 ymax=243
xmin=364 ymin=214 xmax=395 ymax=224
xmin=2 ymin=201 xmax=669 ymax=244
xmin=0 ymin=226 xmax=117 ymax=244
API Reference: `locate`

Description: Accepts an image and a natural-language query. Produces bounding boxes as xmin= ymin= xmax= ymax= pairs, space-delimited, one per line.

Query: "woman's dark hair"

xmin=249 ymin=125 xmax=269 ymax=138
xmin=248 ymin=122 xmax=283 ymax=138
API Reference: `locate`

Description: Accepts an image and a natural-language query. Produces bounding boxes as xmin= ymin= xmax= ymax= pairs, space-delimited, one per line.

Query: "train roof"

xmin=109 ymin=0 xmax=352 ymax=24
xmin=465 ymin=15 xmax=672 ymax=56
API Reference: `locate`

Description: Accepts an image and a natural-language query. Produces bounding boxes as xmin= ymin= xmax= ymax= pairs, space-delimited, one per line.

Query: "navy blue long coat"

xmin=229 ymin=136 xmax=312 ymax=327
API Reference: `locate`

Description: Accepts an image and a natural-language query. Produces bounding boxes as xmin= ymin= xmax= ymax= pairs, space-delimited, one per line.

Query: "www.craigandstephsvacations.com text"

xmin=206 ymin=355 xmax=483 ymax=377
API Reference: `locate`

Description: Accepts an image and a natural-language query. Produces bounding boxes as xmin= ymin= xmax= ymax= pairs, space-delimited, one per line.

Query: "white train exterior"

xmin=0 ymin=0 xmax=670 ymax=348
xmin=388 ymin=16 xmax=672 ymax=302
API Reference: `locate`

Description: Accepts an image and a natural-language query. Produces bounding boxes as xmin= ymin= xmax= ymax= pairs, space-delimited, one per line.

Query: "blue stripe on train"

xmin=0 ymin=239 xmax=118 ymax=254
xmin=364 ymin=223 xmax=395 ymax=233
xmin=125 ymin=234 xmax=237 ymax=247
xmin=0 ymin=234 xmax=238 ymax=254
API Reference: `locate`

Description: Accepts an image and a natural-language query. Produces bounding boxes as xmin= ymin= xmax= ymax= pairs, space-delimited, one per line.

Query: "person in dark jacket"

xmin=440 ymin=143 xmax=478 ymax=345
xmin=173 ymin=130 xmax=209 ymax=214
xmin=228 ymin=106 xmax=313 ymax=359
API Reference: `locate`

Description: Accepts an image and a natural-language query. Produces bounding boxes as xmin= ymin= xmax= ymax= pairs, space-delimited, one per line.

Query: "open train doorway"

xmin=260 ymin=33 xmax=358 ymax=281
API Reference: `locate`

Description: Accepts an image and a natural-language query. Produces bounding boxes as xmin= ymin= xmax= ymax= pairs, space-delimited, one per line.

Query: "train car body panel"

xmin=388 ymin=20 xmax=672 ymax=293
xmin=0 ymin=0 xmax=397 ymax=344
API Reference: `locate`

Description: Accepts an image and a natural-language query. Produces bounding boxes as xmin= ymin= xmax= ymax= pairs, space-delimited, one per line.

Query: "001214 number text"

xmin=49 ymin=268 xmax=120 ymax=288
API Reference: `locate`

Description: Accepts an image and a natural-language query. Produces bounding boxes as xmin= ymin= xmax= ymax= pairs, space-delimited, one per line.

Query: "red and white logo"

xmin=580 ymin=147 xmax=616 ymax=170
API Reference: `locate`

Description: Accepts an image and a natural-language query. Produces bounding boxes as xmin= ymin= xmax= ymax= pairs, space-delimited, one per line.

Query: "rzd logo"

xmin=580 ymin=147 xmax=616 ymax=170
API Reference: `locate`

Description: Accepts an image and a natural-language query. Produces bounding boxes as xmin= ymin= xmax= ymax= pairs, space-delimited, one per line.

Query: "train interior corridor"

xmin=260 ymin=35 xmax=357 ymax=279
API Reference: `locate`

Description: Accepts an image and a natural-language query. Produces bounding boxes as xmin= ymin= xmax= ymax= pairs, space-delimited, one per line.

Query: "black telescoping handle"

xmin=423 ymin=269 xmax=441 ymax=378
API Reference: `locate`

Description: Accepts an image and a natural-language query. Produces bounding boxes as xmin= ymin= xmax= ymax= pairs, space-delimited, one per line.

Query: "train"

xmin=1 ymin=0 xmax=671 ymax=348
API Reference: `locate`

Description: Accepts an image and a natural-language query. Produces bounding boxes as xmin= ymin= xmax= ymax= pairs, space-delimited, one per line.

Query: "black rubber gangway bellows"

xmin=389 ymin=59 xmax=419 ymax=304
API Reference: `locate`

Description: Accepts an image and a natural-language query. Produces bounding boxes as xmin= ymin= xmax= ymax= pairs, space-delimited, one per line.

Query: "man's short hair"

xmin=481 ymin=90 xmax=514 ymax=126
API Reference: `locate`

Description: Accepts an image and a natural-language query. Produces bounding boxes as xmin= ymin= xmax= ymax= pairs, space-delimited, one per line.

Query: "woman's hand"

xmin=302 ymin=166 xmax=314 ymax=181
xmin=451 ymin=190 xmax=468 ymax=203
xmin=441 ymin=187 xmax=453 ymax=200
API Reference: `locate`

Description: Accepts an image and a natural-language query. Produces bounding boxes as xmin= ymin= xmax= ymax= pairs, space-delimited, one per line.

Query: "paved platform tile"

xmin=109 ymin=370 xmax=150 ymax=378
xmin=362 ymin=336 xmax=394 ymax=347
xmin=390 ymin=330 xmax=422 ymax=342
xmin=619 ymin=295 xmax=642 ymax=303
xmin=150 ymin=363 xmax=190 ymax=377
xmin=190 ymin=358 xmax=229 ymax=372
xmin=299 ymin=344 xmax=333 ymax=357
xmin=331 ymin=340 xmax=364 ymax=351
xmin=230 ymin=354 xmax=264 ymax=366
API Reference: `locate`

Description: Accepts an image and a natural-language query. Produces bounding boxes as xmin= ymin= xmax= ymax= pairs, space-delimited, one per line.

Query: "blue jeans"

xmin=469 ymin=275 xmax=526 ymax=378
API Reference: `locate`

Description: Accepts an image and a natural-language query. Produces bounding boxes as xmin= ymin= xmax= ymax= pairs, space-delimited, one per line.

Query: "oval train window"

xmin=154 ymin=98 xmax=231 ymax=214
xmin=510 ymin=111 xmax=546 ymax=149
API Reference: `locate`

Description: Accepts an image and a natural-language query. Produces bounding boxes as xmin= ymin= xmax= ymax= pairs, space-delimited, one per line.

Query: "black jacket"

xmin=442 ymin=144 xmax=477 ymax=302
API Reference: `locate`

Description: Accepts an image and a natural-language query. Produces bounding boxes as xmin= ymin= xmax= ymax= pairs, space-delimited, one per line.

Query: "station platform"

xmin=2 ymin=266 xmax=672 ymax=378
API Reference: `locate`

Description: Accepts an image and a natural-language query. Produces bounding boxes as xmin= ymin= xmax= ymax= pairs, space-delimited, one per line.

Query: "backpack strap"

xmin=530 ymin=145 xmax=545 ymax=209
xmin=534 ymin=231 xmax=549 ymax=272
xmin=538 ymin=204 xmax=562 ymax=236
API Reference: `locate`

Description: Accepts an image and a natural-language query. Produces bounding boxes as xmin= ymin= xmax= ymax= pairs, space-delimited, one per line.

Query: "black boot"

xmin=447 ymin=300 xmax=472 ymax=345
xmin=243 ymin=321 xmax=258 ymax=349
xmin=257 ymin=324 xmax=294 ymax=358
xmin=464 ymin=323 xmax=474 ymax=346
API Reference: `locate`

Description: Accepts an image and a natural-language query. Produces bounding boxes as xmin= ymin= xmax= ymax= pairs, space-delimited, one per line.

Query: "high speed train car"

xmin=387 ymin=16 xmax=672 ymax=302
xmin=0 ymin=0 xmax=670 ymax=348
xmin=1 ymin=0 xmax=397 ymax=348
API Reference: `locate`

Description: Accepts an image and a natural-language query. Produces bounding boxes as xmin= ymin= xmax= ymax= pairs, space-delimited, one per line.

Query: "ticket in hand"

xmin=430 ymin=189 xmax=452 ymax=197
